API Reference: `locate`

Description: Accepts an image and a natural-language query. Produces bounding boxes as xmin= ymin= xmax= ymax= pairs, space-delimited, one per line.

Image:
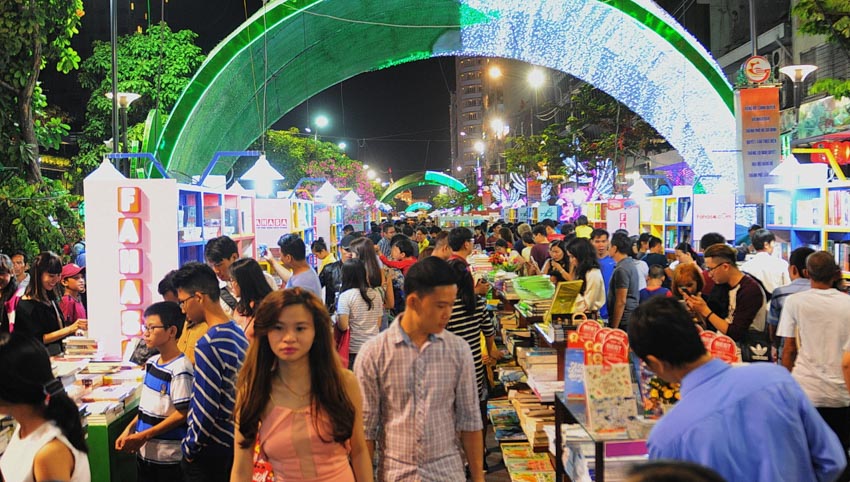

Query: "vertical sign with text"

xmin=737 ymin=87 xmax=780 ymax=203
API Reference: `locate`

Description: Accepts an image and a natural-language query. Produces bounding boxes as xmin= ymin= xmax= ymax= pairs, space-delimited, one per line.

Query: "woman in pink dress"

xmin=231 ymin=288 xmax=372 ymax=482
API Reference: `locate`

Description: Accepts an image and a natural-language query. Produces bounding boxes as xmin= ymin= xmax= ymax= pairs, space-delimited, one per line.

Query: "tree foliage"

xmin=0 ymin=0 xmax=83 ymax=183
xmin=0 ymin=175 xmax=83 ymax=259
xmin=71 ymin=23 xmax=205 ymax=187
xmin=793 ymin=0 xmax=850 ymax=99
xmin=235 ymin=128 xmax=382 ymax=221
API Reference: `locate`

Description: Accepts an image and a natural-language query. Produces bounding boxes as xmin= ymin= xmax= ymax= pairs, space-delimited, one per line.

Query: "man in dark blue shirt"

xmin=629 ymin=297 xmax=845 ymax=482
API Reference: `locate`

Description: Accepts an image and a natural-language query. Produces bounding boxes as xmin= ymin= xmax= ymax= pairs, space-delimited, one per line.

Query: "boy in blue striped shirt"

xmin=115 ymin=301 xmax=194 ymax=481
xmin=172 ymin=262 xmax=248 ymax=482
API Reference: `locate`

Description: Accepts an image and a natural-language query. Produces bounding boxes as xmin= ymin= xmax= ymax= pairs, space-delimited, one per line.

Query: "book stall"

xmin=0 ymin=337 xmax=147 ymax=482
xmin=484 ymin=241 xmax=750 ymax=482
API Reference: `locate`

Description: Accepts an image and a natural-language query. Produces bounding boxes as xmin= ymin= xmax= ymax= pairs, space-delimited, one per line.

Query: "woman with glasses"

xmin=14 ymin=252 xmax=87 ymax=356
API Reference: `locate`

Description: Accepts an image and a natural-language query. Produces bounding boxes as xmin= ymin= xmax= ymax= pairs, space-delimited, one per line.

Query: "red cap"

xmin=61 ymin=263 xmax=85 ymax=280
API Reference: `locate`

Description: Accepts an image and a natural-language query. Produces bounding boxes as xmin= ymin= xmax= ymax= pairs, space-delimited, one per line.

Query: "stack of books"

xmin=82 ymin=400 xmax=126 ymax=425
xmin=62 ymin=337 xmax=98 ymax=357
xmin=516 ymin=299 xmax=552 ymax=317
xmin=502 ymin=442 xmax=555 ymax=481
xmin=508 ymin=389 xmax=557 ymax=450
xmin=488 ymin=399 xmax=527 ymax=442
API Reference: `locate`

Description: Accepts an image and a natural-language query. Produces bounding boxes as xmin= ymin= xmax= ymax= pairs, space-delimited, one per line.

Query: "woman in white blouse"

xmin=565 ymin=237 xmax=606 ymax=315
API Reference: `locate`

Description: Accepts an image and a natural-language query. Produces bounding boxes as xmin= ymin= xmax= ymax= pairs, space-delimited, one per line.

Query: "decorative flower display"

xmin=645 ymin=376 xmax=681 ymax=417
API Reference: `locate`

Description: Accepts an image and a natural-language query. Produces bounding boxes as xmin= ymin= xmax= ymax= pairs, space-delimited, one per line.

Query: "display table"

xmin=531 ymin=323 xmax=566 ymax=380
xmin=554 ymin=393 xmax=648 ymax=482
xmin=88 ymin=406 xmax=139 ymax=482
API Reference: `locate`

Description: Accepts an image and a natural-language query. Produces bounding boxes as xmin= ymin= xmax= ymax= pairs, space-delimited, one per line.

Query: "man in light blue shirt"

xmin=629 ymin=297 xmax=845 ymax=482
xmin=277 ymin=234 xmax=322 ymax=297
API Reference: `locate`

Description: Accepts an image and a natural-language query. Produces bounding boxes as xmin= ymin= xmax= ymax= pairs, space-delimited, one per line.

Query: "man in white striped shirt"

xmin=355 ymin=257 xmax=484 ymax=482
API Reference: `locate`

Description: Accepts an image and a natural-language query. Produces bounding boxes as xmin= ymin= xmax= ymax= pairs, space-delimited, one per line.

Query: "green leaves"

xmin=793 ymin=0 xmax=850 ymax=99
xmin=0 ymin=176 xmax=83 ymax=260
xmin=70 ymin=23 xmax=205 ymax=188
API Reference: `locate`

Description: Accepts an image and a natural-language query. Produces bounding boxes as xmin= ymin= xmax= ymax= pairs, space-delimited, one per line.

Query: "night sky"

xmin=46 ymin=0 xmax=455 ymax=181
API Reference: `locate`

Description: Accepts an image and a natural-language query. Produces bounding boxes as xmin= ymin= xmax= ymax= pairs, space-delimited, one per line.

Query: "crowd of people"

xmin=0 ymin=216 xmax=849 ymax=481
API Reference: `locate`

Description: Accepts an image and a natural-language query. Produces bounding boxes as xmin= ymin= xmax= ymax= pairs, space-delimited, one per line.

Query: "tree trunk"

xmin=20 ymin=0 xmax=43 ymax=184
xmin=19 ymin=92 xmax=42 ymax=184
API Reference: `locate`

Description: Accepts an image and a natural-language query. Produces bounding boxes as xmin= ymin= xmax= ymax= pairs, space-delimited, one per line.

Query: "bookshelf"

xmin=764 ymin=182 xmax=850 ymax=277
xmin=315 ymin=203 xmax=345 ymax=252
xmin=584 ymin=200 xmax=608 ymax=228
xmin=639 ymin=194 xmax=694 ymax=251
xmin=529 ymin=205 xmax=560 ymax=224
xmin=177 ymin=185 xmax=256 ymax=265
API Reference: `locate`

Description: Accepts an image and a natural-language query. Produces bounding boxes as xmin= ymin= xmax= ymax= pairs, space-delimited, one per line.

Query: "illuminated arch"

xmin=406 ymin=202 xmax=433 ymax=212
xmin=157 ymin=0 xmax=736 ymax=187
xmin=380 ymin=171 xmax=468 ymax=203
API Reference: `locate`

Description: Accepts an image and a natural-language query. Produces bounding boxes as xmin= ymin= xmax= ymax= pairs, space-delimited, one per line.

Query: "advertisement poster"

xmin=606 ymin=199 xmax=639 ymax=235
xmin=692 ymin=194 xmax=735 ymax=248
xmin=254 ymin=199 xmax=289 ymax=247
xmin=527 ymin=180 xmax=542 ymax=203
xmin=737 ymin=87 xmax=780 ymax=203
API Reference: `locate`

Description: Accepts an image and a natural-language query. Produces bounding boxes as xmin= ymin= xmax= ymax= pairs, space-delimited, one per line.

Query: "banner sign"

xmin=737 ymin=87 xmax=780 ymax=203
xmin=527 ymin=180 xmax=542 ymax=203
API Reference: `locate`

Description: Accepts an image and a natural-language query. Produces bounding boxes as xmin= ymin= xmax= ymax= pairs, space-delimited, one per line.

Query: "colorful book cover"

xmin=500 ymin=443 xmax=535 ymax=459
xmin=504 ymin=453 xmax=553 ymax=472
xmin=584 ymin=363 xmax=637 ymax=433
xmin=510 ymin=471 xmax=556 ymax=482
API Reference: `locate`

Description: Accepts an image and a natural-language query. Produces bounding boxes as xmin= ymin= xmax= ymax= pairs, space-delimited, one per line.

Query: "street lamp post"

xmin=314 ymin=115 xmax=329 ymax=141
xmin=527 ymin=68 xmax=545 ymax=137
xmin=779 ymin=65 xmax=818 ymax=126
xmin=105 ymin=92 xmax=141 ymax=176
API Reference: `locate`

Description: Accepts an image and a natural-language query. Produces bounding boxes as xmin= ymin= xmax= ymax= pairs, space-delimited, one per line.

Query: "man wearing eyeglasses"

xmin=172 ymin=262 xmax=248 ymax=482
xmin=378 ymin=223 xmax=397 ymax=258
xmin=684 ymin=243 xmax=770 ymax=362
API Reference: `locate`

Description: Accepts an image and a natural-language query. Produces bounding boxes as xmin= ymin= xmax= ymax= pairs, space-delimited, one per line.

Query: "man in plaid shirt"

xmin=355 ymin=257 xmax=484 ymax=481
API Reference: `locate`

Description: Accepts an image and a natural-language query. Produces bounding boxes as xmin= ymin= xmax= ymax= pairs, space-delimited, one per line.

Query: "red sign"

xmin=710 ymin=335 xmax=739 ymax=364
xmin=700 ymin=331 xmax=717 ymax=351
xmin=602 ymin=338 xmax=629 ymax=365
xmin=527 ymin=180 xmax=542 ymax=203
xmin=743 ymin=56 xmax=771 ymax=83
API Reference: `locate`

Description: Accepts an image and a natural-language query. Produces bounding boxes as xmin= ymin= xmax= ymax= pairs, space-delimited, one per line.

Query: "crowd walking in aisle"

xmin=3 ymin=216 xmax=850 ymax=482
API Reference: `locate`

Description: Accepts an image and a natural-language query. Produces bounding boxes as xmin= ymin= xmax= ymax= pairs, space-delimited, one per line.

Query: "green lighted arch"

xmin=406 ymin=202 xmax=433 ymax=212
xmin=157 ymin=0 xmax=737 ymax=185
xmin=379 ymin=171 xmax=468 ymax=203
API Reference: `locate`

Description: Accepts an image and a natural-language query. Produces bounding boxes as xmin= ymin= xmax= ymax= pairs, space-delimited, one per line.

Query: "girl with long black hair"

xmin=565 ymin=237 xmax=606 ymax=314
xmin=336 ymin=259 xmax=383 ymax=368
xmin=0 ymin=254 xmax=17 ymax=333
xmin=229 ymin=257 xmax=274 ymax=341
xmin=14 ymin=252 xmax=87 ymax=355
xmin=231 ymin=289 xmax=372 ymax=481
xmin=0 ymin=332 xmax=89 ymax=481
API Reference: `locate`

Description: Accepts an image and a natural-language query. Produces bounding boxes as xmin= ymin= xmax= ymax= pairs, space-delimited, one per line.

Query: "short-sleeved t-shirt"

xmin=607 ymin=257 xmax=640 ymax=328
xmin=286 ymin=268 xmax=322 ymax=298
xmin=138 ymin=354 xmax=194 ymax=463
xmin=777 ymin=288 xmax=850 ymax=407
xmin=337 ymin=288 xmax=383 ymax=353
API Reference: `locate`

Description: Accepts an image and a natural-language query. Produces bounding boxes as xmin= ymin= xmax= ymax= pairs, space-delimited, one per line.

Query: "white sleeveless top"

xmin=0 ymin=421 xmax=90 ymax=482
